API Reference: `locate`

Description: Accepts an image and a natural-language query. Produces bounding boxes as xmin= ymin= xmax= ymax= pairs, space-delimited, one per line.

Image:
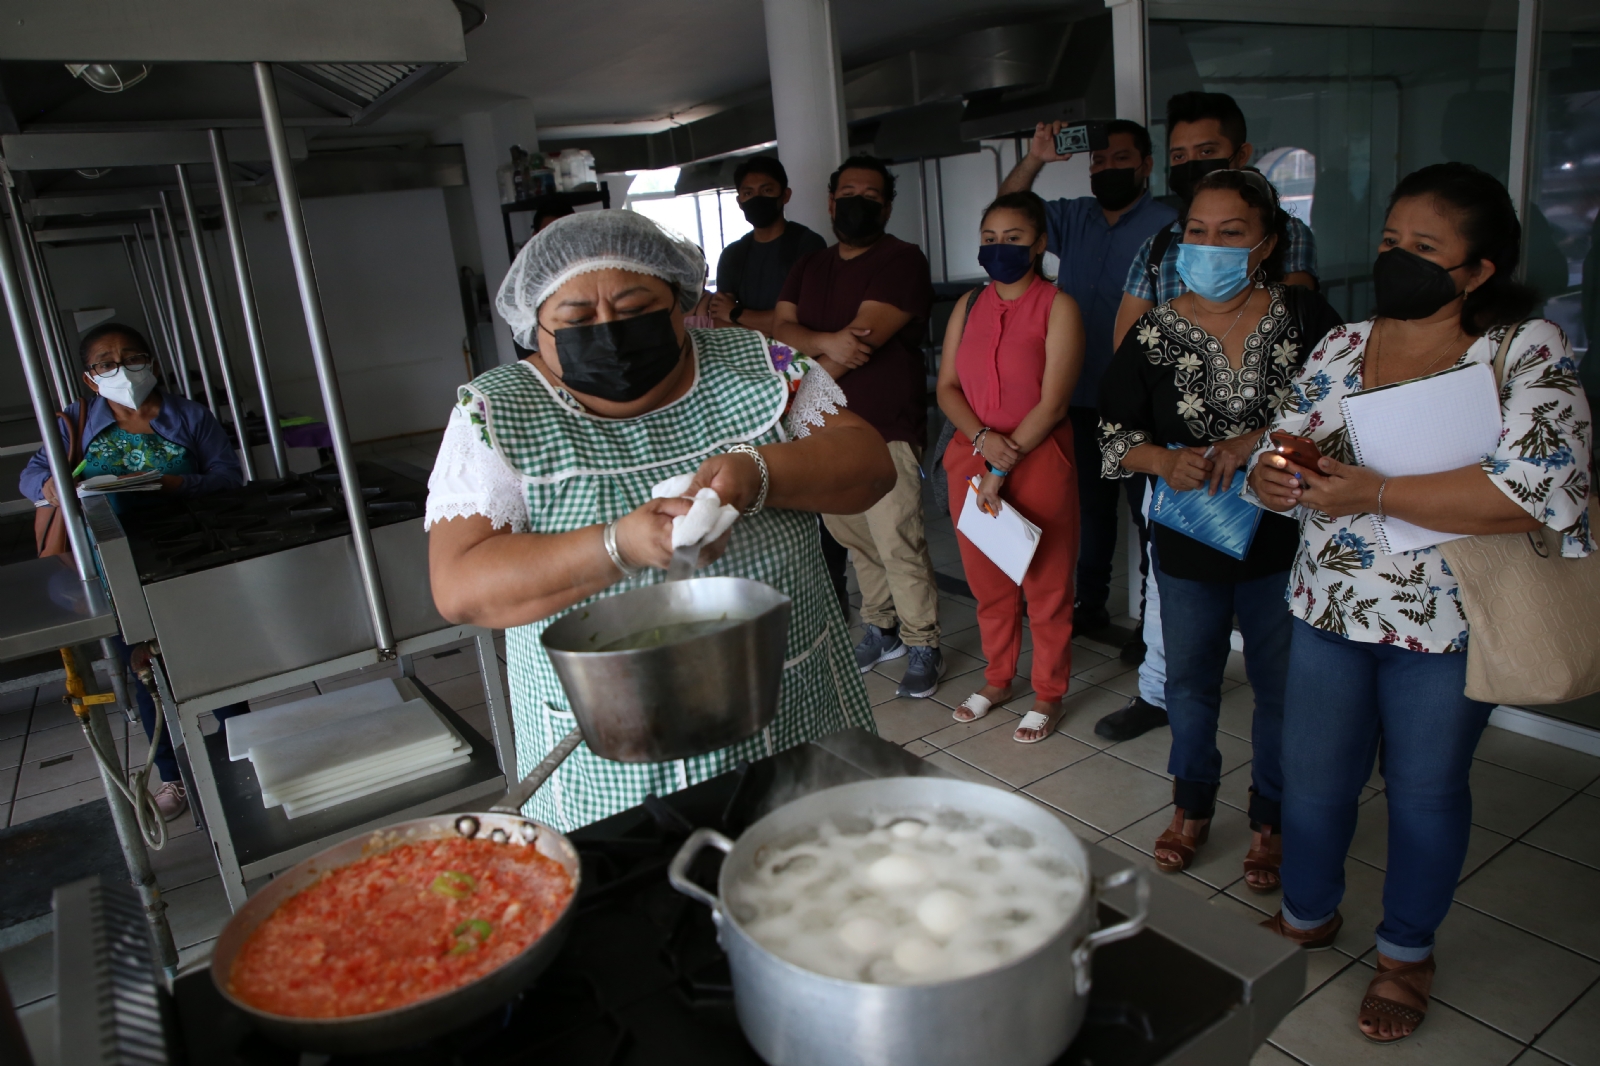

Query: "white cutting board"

xmin=281 ymin=751 xmax=473 ymax=819
xmin=262 ymin=734 xmax=465 ymax=806
xmin=228 ymin=677 xmax=414 ymax=761
xmin=250 ymin=699 xmax=455 ymax=796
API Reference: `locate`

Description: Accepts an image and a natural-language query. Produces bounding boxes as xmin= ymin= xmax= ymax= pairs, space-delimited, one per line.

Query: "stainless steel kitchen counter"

xmin=0 ymin=555 xmax=119 ymax=663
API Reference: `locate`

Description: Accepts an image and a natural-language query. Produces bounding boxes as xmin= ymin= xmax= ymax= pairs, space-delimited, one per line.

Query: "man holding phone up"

xmin=999 ymin=117 xmax=1176 ymax=731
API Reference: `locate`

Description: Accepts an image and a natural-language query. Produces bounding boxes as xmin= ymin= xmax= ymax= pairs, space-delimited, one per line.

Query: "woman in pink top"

xmin=937 ymin=192 xmax=1085 ymax=743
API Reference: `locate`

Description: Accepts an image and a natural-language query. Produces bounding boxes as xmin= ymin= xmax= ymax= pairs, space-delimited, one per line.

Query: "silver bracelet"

xmin=971 ymin=427 xmax=990 ymax=456
xmin=602 ymin=519 xmax=642 ymax=577
xmin=726 ymin=443 xmax=769 ymax=517
xmin=1376 ymin=478 xmax=1389 ymax=522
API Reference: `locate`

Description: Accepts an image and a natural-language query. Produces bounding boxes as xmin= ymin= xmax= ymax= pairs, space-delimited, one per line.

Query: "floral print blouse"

xmin=1245 ymin=318 xmax=1594 ymax=652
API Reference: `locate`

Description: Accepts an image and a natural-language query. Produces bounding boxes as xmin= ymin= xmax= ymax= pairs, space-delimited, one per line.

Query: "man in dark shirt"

xmin=774 ymin=156 xmax=943 ymax=699
xmin=710 ymin=156 xmax=826 ymax=334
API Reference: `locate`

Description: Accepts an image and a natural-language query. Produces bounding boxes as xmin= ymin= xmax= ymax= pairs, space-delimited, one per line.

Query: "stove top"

xmin=169 ymin=733 xmax=1257 ymax=1066
xmin=111 ymin=461 xmax=428 ymax=583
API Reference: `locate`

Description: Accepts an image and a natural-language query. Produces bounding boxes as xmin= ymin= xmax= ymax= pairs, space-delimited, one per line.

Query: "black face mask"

xmin=1090 ymin=167 xmax=1143 ymax=211
xmin=832 ymin=195 xmax=885 ymax=245
xmin=740 ymin=195 xmax=782 ymax=229
xmin=553 ymin=308 xmax=684 ymax=402
xmin=1371 ymin=247 xmax=1469 ymax=321
xmin=1167 ymin=157 xmax=1231 ymax=204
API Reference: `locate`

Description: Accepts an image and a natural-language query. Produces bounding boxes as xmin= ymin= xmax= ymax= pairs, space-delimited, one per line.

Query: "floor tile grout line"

xmin=1446 ymin=897 xmax=1600 ymax=967
xmin=5 ymin=686 xmax=36 ymax=826
xmin=1520 ymin=974 xmax=1599 ymax=1064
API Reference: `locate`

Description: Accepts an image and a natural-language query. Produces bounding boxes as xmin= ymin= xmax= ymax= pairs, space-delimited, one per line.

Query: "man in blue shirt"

xmin=998 ymin=118 xmax=1175 ymax=667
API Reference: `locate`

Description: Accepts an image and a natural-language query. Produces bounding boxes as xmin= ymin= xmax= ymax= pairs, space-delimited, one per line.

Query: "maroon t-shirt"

xmin=778 ymin=234 xmax=934 ymax=447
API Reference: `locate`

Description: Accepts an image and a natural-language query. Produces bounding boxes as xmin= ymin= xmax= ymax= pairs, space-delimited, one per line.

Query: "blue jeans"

xmin=1279 ymin=620 xmax=1492 ymax=962
xmin=1157 ymin=556 xmax=1292 ymax=825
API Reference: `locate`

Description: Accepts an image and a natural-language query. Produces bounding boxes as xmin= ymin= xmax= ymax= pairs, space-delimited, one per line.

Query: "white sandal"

xmin=1013 ymin=706 xmax=1064 ymax=744
xmin=952 ymin=693 xmax=993 ymax=723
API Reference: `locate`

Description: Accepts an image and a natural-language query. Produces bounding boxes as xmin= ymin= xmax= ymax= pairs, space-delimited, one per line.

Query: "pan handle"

xmin=489 ymin=727 xmax=584 ymax=814
xmin=668 ymin=827 xmax=735 ymax=912
xmin=1071 ymin=866 xmax=1150 ymax=996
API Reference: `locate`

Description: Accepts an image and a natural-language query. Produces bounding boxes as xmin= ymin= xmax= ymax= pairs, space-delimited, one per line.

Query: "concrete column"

xmin=461 ymin=100 xmax=541 ymax=364
xmin=1105 ymin=0 xmax=1148 ymax=123
xmin=762 ymin=0 xmax=848 ymax=240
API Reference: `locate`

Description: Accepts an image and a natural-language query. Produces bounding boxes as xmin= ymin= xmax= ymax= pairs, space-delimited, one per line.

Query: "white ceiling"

xmin=382 ymin=0 xmax=1093 ymax=134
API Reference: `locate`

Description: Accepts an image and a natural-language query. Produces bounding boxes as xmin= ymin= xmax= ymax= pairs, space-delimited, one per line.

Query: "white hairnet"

xmin=495 ymin=210 xmax=707 ymax=348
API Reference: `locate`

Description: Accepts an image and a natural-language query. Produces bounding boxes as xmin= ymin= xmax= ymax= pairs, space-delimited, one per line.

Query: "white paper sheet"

xmin=1339 ymin=361 xmax=1502 ymax=554
xmin=954 ymin=480 xmax=1041 ymax=585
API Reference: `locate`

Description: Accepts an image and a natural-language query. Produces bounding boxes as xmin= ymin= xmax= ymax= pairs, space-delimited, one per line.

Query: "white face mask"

xmin=95 ymin=363 xmax=158 ymax=409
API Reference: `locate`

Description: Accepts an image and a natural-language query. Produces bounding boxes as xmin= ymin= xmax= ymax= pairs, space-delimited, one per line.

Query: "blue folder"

xmin=1149 ymin=467 xmax=1263 ymax=561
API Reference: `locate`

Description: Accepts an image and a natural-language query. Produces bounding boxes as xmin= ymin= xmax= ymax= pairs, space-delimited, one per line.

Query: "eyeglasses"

xmin=85 ymin=351 xmax=153 ymax=378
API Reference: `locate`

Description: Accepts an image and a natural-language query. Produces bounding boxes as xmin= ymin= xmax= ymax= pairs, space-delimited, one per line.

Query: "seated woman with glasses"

xmin=20 ymin=321 xmax=244 ymax=822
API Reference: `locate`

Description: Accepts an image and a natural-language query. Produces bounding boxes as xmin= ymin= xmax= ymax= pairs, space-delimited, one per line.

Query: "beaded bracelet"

xmin=971 ymin=427 xmax=990 ymax=456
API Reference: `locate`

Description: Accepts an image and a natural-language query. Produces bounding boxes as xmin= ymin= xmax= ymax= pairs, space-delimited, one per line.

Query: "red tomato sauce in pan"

xmin=228 ymin=837 xmax=573 ymax=1018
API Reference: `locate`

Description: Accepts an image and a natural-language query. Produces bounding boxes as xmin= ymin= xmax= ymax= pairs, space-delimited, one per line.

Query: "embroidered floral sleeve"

xmin=1098 ymin=422 xmax=1150 ymax=481
xmin=424 ymin=398 xmax=532 ymax=532
xmin=767 ymin=337 xmax=846 ymax=439
xmin=1480 ymin=320 xmax=1595 ymax=557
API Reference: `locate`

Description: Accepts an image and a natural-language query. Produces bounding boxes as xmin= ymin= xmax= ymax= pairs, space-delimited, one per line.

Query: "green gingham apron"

xmin=461 ymin=328 xmax=875 ymax=831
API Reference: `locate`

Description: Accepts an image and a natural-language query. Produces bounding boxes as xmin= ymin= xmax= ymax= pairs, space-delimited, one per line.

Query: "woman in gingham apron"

xmin=426 ymin=211 xmax=894 ymax=831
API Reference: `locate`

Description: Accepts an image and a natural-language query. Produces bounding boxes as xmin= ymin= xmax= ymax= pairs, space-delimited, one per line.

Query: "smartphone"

xmin=1054 ymin=120 xmax=1109 ymax=156
xmin=1269 ymin=430 xmax=1323 ymax=471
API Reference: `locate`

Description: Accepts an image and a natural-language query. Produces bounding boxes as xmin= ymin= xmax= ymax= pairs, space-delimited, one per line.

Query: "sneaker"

xmin=1093 ymin=697 xmax=1168 ymax=741
xmin=152 ymin=781 xmax=188 ymax=821
xmin=896 ymin=646 xmax=946 ymax=699
xmin=1074 ymin=601 xmax=1112 ymax=634
xmin=853 ymin=623 xmax=906 ymax=673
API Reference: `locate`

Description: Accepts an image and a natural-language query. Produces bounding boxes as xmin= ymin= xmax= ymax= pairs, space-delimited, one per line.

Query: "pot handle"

xmin=668 ymin=827 xmax=736 ymax=912
xmin=1071 ymin=866 xmax=1150 ymax=996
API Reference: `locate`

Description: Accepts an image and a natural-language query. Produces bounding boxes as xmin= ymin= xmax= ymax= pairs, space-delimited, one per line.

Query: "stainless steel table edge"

xmin=0 ymin=556 xmax=121 ymax=663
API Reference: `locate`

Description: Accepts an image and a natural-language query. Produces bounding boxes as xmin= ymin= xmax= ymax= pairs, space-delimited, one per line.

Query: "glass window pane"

xmin=1148 ymin=10 xmax=1519 ymax=320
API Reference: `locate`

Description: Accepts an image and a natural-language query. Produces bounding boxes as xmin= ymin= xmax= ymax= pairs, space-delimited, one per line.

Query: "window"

xmin=1258 ymin=146 xmax=1317 ymax=225
xmin=625 ymin=167 xmax=752 ymax=291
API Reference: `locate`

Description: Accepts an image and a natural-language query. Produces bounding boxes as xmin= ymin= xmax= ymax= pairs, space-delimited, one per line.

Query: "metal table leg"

xmin=474 ymin=628 xmax=514 ymax=774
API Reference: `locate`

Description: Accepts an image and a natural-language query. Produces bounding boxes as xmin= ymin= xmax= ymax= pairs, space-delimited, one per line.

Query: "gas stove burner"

xmin=289 ymin=506 xmax=336 ymax=521
xmin=332 ymin=485 xmax=385 ymax=499
xmin=368 ymin=501 xmax=417 ymax=517
xmin=236 ymin=529 xmax=290 ymax=546
xmin=265 ymin=491 xmax=311 ymax=505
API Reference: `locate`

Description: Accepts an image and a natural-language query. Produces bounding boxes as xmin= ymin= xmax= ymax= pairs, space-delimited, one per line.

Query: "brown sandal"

xmin=1153 ymin=810 xmax=1210 ymax=872
xmin=1359 ymin=955 xmax=1435 ymax=1043
xmin=1243 ymin=824 xmax=1282 ymax=893
xmin=1260 ymin=909 xmax=1342 ymax=951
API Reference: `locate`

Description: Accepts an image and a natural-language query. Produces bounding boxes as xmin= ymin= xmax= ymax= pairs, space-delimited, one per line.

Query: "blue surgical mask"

xmin=1175 ymin=236 xmax=1268 ymax=301
xmin=977 ymin=243 xmax=1033 ymax=284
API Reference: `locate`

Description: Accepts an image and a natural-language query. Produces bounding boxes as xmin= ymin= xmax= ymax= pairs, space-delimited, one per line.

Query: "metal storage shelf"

xmin=209 ymin=680 xmax=506 ymax=882
xmin=0 ymin=556 xmax=120 ymax=664
xmin=500 ymin=184 xmax=611 ymax=256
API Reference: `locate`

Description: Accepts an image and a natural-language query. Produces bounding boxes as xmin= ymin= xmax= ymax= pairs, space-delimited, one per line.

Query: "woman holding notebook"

xmin=937 ymin=192 xmax=1085 ymax=744
xmin=1097 ymin=169 xmax=1341 ymax=889
xmin=1248 ymin=163 xmax=1593 ymax=1043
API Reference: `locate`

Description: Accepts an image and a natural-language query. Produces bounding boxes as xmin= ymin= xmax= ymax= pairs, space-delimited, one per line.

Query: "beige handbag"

xmin=1438 ymin=323 xmax=1600 ymax=705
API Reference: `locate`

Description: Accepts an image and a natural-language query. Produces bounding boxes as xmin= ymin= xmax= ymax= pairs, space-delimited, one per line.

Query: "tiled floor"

xmin=6 ymin=474 xmax=1600 ymax=1066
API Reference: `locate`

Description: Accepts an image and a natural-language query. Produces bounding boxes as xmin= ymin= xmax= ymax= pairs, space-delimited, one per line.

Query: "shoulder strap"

xmin=1148 ymin=225 xmax=1178 ymax=277
xmin=1491 ymin=319 xmax=1526 ymax=388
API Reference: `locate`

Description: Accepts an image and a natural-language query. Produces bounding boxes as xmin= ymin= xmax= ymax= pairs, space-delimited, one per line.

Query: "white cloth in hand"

xmin=647 ymin=478 xmax=740 ymax=548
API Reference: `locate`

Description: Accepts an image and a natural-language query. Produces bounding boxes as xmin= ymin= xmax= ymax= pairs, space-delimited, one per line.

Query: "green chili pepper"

xmin=430 ymin=870 xmax=477 ymax=898
xmin=449 ymin=918 xmax=493 ymax=955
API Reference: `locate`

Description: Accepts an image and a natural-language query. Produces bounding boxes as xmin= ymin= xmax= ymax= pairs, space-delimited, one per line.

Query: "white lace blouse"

xmin=425 ymin=335 xmax=846 ymax=532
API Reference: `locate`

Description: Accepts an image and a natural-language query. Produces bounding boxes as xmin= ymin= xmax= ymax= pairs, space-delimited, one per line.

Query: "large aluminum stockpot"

xmin=541 ymin=576 xmax=791 ymax=762
xmin=210 ymin=812 xmax=580 ymax=1054
xmin=669 ymin=777 xmax=1148 ymax=1066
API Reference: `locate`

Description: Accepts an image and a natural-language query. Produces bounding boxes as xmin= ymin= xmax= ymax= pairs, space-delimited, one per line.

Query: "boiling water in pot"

xmin=728 ymin=809 xmax=1086 ymax=985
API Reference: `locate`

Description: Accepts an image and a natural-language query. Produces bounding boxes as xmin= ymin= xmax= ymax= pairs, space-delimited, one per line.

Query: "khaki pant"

xmin=823 ymin=440 xmax=941 ymax=647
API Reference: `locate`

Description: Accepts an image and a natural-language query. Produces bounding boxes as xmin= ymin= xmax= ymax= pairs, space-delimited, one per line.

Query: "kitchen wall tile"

xmin=1024 ymin=752 xmax=1171 ymax=836
xmin=1270 ymin=961 xmax=1522 ymax=1066
xmin=1430 ymin=903 xmax=1600 ymax=1043
xmin=1533 ymin=979 xmax=1600 ymax=1065
xmin=941 ymin=721 xmax=1096 ymax=787
xmin=1468 ymin=761 xmax=1575 ymax=839
xmin=1118 ymin=804 xmax=1259 ymax=892
xmin=1472 ymin=728 xmax=1600 ymax=791
xmin=1456 ymin=844 xmax=1600 ymax=961
xmin=1523 ymin=793 xmax=1600 ymax=871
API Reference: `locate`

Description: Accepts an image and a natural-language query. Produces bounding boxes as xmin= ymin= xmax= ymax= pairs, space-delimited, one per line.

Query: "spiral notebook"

xmin=1339 ymin=361 xmax=1501 ymax=555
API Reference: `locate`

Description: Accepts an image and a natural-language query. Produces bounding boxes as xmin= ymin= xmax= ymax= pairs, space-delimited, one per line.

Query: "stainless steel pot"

xmin=210 ymin=812 xmax=580 ymax=1054
xmin=668 ymin=777 xmax=1148 ymax=1066
xmin=540 ymin=575 xmax=791 ymax=762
